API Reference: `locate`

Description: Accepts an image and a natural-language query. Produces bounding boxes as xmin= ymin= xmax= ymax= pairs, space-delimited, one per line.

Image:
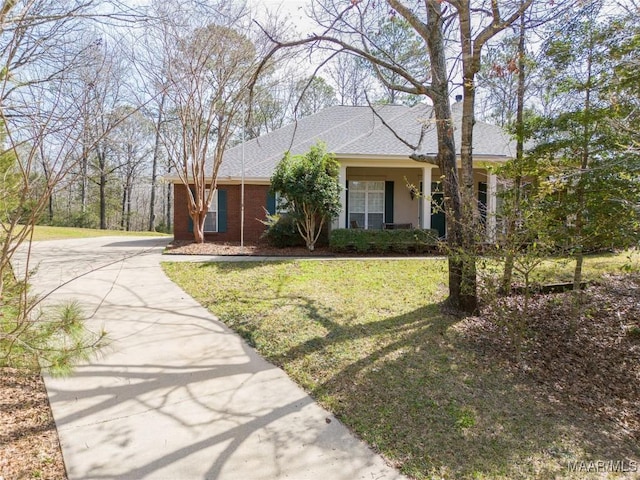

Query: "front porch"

xmin=331 ymin=164 xmax=498 ymax=241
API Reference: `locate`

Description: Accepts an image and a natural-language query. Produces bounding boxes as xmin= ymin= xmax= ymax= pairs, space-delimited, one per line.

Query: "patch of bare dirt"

xmin=0 ymin=368 xmax=66 ymax=480
xmin=458 ymin=274 xmax=640 ymax=443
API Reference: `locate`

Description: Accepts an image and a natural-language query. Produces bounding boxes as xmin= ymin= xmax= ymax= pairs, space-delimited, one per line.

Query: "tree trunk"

xmin=81 ymin=148 xmax=88 ymax=214
xmin=501 ymin=2 xmax=527 ymax=294
xmin=126 ymin=183 xmax=132 ymax=231
xmin=48 ymin=192 xmax=53 ymax=223
xmin=191 ymin=210 xmax=205 ymax=244
xmin=149 ymin=93 xmax=165 ymax=231
xmin=425 ymin=0 xmax=477 ymax=313
xmin=458 ymin=83 xmax=478 ymax=313
xmin=120 ymin=184 xmax=127 ymax=229
xmin=99 ymin=171 xmax=107 ymax=230
xmin=573 ymin=35 xmax=594 ymax=291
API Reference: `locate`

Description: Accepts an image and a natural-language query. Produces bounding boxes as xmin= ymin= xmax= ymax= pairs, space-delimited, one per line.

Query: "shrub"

xmin=329 ymin=228 xmax=440 ymax=254
xmin=260 ymin=212 xmax=306 ymax=248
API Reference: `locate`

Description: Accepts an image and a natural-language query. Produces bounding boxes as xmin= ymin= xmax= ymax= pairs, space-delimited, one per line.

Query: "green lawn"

xmin=163 ymin=253 xmax=638 ymax=479
xmin=28 ymin=225 xmax=170 ymax=241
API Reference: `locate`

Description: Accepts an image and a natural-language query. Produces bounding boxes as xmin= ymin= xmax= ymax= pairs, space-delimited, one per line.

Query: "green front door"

xmin=431 ymin=182 xmax=446 ymax=238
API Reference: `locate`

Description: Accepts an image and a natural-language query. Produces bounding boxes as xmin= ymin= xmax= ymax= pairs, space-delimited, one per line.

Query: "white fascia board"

xmin=217 ymin=177 xmax=271 ymax=185
xmin=335 ymin=154 xmax=511 ymax=169
xmin=162 ymin=175 xmax=270 ymax=185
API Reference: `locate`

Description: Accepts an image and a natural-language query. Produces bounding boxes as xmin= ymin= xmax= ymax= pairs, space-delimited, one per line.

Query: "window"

xmin=203 ymin=189 xmax=218 ymax=232
xmin=348 ymin=180 xmax=385 ymax=229
xmin=266 ymin=191 xmax=289 ymax=215
xmin=275 ymin=191 xmax=289 ymax=214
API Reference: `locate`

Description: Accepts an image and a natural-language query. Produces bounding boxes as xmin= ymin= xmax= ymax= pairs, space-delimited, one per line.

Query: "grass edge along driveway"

xmin=162 ymin=257 xmax=639 ymax=480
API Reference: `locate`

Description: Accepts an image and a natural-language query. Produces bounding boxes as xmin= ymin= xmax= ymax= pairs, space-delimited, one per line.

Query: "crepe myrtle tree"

xmin=270 ymin=143 xmax=341 ymax=251
xmin=148 ymin=0 xmax=269 ymax=243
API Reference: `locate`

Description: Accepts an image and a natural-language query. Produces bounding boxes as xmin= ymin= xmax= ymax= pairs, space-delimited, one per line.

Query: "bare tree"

xmin=147 ymin=91 xmax=166 ymax=231
xmin=147 ymin=0 xmax=274 ymax=243
xmin=76 ymin=37 xmax=132 ymax=229
xmin=111 ymin=108 xmax=152 ymax=231
xmin=327 ymin=54 xmax=372 ymax=106
xmin=128 ymin=16 xmax=172 ymax=232
xmin=295 ymin=75 xmax=337 ymax=117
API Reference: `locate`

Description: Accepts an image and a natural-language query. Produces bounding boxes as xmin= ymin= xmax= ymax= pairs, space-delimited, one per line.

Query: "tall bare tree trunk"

xmin=502 ymin=3 xmax=528 ymax=293
xmin=81 ymin=147 xmax=88 ymax=214
xmin=120 ymin=184 xmax=127 ymax=229
xmin=425 ymin=0 xmax=476 ymax=312
xmin=573 ymin=42 xmax=594 ymax=292
xmin=126 ymin=183 xmax=132 ymax=231
xmin=99 ymin=170 xmax=107 ymax=229
xmin=167 ymin=183 xmax=172 ymax=231
xmin=149 ymin=92 xmax=165 ymax=231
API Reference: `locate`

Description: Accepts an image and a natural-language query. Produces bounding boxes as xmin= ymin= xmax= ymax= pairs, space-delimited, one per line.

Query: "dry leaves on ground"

xmin=0 ymin=368 xmax=66 ymax=480
xmin=459 ymin=274 xmax=640 ymax=443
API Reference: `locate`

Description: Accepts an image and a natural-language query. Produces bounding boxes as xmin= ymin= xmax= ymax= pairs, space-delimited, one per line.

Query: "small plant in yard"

xmin=1 ymin=284 xmax=107 ymax=376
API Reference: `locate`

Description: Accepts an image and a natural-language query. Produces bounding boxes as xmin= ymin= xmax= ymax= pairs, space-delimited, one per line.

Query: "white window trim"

xmin=348 ymin=180 xmax=385 ymax=229
xmin=203 ymin=189 xmax=218 ymax=233
xmin=274 ymin=191 xmax=289 ymax=214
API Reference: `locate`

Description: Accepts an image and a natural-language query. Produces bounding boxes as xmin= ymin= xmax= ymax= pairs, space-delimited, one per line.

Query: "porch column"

xmin=421 ymin=167 xmax=432 ymax=229
xmin=487 ymin=170 xmax=498 ymax=242
xmin=336 ymin=164 xmax=347 ymax=229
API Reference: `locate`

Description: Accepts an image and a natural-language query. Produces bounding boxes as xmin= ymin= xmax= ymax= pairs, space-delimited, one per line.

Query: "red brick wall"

xmin=173 ymin=183 xmax=271 ymax=244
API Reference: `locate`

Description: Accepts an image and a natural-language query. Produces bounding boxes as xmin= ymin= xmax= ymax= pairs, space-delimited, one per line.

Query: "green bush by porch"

xmin=329 ymin=228 xmax=440 ymax=254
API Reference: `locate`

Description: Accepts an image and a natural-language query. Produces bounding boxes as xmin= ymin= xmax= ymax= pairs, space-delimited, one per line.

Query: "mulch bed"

xmin=163 ymin=240 xmax=440 ymax=257
xmin=164 ymin=240 xmax=336 ymax=256
xmin=0 ymin=368 xmax=66 ymax=480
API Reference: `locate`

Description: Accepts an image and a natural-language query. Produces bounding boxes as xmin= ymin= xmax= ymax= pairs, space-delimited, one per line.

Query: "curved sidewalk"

xmin=17 ymin=236 xmax=407 ymax=480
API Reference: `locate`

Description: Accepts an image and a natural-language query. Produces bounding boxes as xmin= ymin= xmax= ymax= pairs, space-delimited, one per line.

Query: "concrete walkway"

xmin=16 ymin=237 xmax=407 ymax=480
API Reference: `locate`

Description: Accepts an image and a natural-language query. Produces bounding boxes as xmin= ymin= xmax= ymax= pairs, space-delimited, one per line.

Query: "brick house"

xmin=170 ymin=102 xmax=515 ymax=243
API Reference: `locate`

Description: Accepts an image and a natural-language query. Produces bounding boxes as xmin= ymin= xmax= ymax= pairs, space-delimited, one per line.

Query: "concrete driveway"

xmin=15 ymin=237 xmax=407 ymax=480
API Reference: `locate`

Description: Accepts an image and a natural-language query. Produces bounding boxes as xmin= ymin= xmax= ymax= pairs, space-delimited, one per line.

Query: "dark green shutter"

xmin=345 ymin=179 xmax=349 ymax=228
xmin=384 ymin=181 xmax=394 ymax=224
xmin=266 ymin=190 xmax=276 ymax=215
xmin=218 ymin=189 xmax=227 ymax=233
xmin=431 ymin=182 xmax=446 ymax=238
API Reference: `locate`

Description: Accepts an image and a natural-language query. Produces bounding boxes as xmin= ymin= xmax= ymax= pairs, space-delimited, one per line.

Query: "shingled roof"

xmin=217 ymin=102 xmax=516 ymax=180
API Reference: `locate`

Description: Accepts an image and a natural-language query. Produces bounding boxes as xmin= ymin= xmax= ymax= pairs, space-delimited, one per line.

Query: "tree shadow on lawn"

xmin=193 ymin=259 xmax=297 ymax=273
xmin=230 ymin=293 xmax=639 ymax=479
